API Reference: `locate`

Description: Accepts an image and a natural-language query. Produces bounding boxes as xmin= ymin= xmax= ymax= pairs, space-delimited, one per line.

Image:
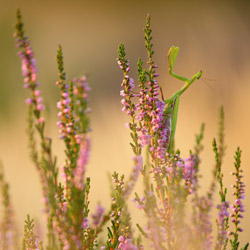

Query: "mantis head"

xmin=168 ymin=46 xmax=179 ymax=73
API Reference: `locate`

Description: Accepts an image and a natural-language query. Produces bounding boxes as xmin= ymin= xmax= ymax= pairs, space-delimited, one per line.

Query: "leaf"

xmin=243 ymin=243 xmax=249 ymax=250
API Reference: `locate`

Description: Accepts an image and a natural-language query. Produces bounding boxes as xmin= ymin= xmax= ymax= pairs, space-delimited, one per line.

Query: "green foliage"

xmin=23 ymin=215 xmax=43 ymax=250
xmin=0 ymin=163 xmax=19 ymax=250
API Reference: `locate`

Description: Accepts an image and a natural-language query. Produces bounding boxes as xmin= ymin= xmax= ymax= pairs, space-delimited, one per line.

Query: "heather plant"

xmin=0 ymin=163 xmax=19 ymax=250
xmin=0 ymin=9 xmax=249 ymax=250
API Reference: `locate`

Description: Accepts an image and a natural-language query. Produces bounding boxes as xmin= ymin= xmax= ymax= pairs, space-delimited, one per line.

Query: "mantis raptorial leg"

xmin=164 ymin=46 xmax=202 ymax=154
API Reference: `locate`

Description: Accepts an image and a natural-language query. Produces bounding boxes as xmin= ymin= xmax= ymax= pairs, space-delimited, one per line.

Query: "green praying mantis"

xmin=163 ymin=46 xmax=202 ymax=155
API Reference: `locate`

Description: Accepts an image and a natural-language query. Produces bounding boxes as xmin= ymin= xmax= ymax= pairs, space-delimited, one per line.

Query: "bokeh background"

xmin=0 ymin=0 xmax=250 ymax=246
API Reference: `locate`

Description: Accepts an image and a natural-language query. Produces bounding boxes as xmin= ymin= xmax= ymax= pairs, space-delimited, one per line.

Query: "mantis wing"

xmin=167 ymin=95 xmax=180 ymax=155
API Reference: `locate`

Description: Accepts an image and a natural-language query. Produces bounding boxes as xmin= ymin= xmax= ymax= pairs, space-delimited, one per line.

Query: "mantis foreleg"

xmin=164 ymin=46 xmax=202 ymax=154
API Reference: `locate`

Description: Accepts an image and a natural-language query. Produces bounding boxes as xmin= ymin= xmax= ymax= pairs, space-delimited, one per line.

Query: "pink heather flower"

xmin=135 ymin=75 xmax=168 ymax=162
xmin=218 ymin=203 xmax=229 ymax=223
xmin=229 ymin=149 xmax=246 ymax=235
xmin=63 ymin=108 xmax=70 ymax=114
xmin=73 ymin=138 xmax=90 ymax=190
xmin=58 ymin=201 xmax=68 ymax=213
xmin=74 ymin=88 xmax=79 ymax=95
xmin=37 ymin=117 xmax=45 ymax=124
xmin=31 ymin=74 xmax=37 ymax=82
xmin=82 ymin=217 xmax=89 ymax=229
xmin=118 ymin=61 xmax=136 ymax=117
xmin=132 ymin=196 xmax=145 ymax=210
xmin=75 ymin=134 xmax=81 ymax=144
xmin=120 ymin=90 xmax=126 ymax=97
xmin=21 ymin=64 xmax=28 ymax=77
xmin=123 ymin=155 xmax=143 ymax=198
xmin=80 ymin=76 xmax=87 ymax=81
xmin=37 ymin=97 xmax=43 ymax=103
xmin=122 ymin=106 xmax=127 ymax=112
xmin=92 ymin=204 xmax=105 ymax=226
xmin=133 ymin=155 xmax=143 ymax=168
xmin=34 ymin=90 xmax=40 ymax=97
xmin=61 ymin=165 xmax=68 ymax=185
xmin=62 ymin=98 xmax=70 ymax=105
xmin=57 ymin=101 xmax=62 ymax=109
xmin=56 ymin=121 xmax=62 ymax=128
xmin=118 ymin=235 xmax=124 ymax=242
xmin=128 ymin=78 xmax=135 ymax=88
xmin=23 ymin=83 xmax=30 ymax=88
xmin=118 ymin=236 xmax=138 ymax=250
xmin=36 ymin=104 xmax=44 ymax=111
xmin=26 ymin=98 xmax=33 ymax=105
xmin=66 ymin=127 xmax=71 ymax=133
xmin=16 ymin=42 xmax=38 ymax=85
xmin=62 ymin=92 xmax=69 ymax=98
xmin=145 ymin=212 xmax=165 ymax=249
xmin=191 ymin=196 xmax=213 ymax=249
xmin=63 ymin=243 xmax=70 ymax=250
xmin=41 ymin=197 xmax=48 ymax=205
xmin=125 ymin=123 xmax=130 ymax=129
xmin=24 ymin=77 xmax=29 ymax=83
xmin=216 ymin=201 xmax=229 ymax=247
xmin=138 ymin=128 xmax=151 ymax=147
xmin=183 ymin=154 xmax=197 ymax=193
xmin=121 ymin=99 xmax=126 ymax=105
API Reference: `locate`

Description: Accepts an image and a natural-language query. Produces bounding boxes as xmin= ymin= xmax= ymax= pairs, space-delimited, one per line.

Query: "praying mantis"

xmin=164 ymin=46 xmax=202 ymax=155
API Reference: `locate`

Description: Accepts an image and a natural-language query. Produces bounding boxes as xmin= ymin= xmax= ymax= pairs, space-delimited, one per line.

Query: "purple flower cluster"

xmin=14 ymin=32 xmax=45 ymax=124
xmin=230 ymin=199 xmax=245 ymax=227
xmin=216 ymin=201 xmax=229 ymax=246
xmin=118 ymin=60 xmax=136 ymax=118
xmin=53 ymin=193 xmax=70 ymax=248
xmin=72 ymin=76 xmax=91 ymax=99
xmin=132 ymin=196 xmax=145 ymax=210
xmin=192 ymin=196 xmax=213 ymax=249
xmin=73 ymin=138 xmax=90 ymax=190
xmin=146 ymin=213 xmax=167 ymax=249
xmin=56 ymin=82 xmax=74 ymax=141
xmin=182 ymin=154 xmax=198 ymax=193
xmin=123 ymin=155 xmax=143 ymax=198
xmin=137 ymin=79 xmax=168 ymax=163
xmin=174 ymin=154 xmax=198 ymax=194
xmin=92 ymin=204 xmax=105 ymax=226
xmin=118 ymin=59 xmax=169 ymax=163
xmin=82 ymin=217 xmax=90 ymax=229
xmin=73 ymin=77 xmax=91 ymax=121
xmin=230 ymin=170 xmax=246 ymax=233
xmin=15 ymin=36 xmax=37 ymax=84
xmin=56 ymin=76 xmax=90 ymax=143
xmin=118 ymin=236 xmax=138 ymax=250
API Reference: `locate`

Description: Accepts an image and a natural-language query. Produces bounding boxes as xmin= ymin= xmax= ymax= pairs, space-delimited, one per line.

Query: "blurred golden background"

xmin=0 ymin=0 xmax=250 ymax=246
